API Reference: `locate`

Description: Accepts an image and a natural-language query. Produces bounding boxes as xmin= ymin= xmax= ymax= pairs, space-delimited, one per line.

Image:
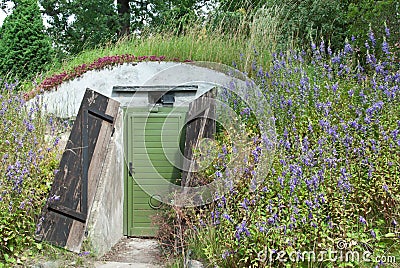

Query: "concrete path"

xmin=94 ymin=238 xmax=164 ymax=268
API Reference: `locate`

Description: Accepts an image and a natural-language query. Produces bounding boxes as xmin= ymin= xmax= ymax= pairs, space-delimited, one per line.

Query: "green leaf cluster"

xmin=0 ymin=0 xmax=53 ymax=79
xmin=39 ymin=0 xmax=120 ymax=56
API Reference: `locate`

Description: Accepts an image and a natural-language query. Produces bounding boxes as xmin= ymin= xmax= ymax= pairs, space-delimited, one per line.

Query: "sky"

xmin=0 ymin=9 xmax=8 ymax=26
xmin=0 ymin=1 xmax=54 ymax=28
xmin=0 ymin=1 xmax=14 ymax=27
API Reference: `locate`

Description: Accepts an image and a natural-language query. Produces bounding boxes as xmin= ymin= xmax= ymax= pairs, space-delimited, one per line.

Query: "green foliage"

xmin=40 ymin=0 xmax=210 ymax=56
xmin=0 ymin=0 xmax=53 ymax=79
xmin=218 ymin=0 xmax=265 ymax=12
xmin=147 ymin=0 xmax=202 ymax=35
xmin=247 ymin=0 xmax=399 ymax=54
xmin=207 ymin=9 xmax=248 ymax=36
xmin=0 ymin=83 xmax=61 ymax=263
xmin=262 ymin=0 xmax=348 ymax=51
xmin=346 ymin=0 xmax=400 ymax=57
xmin=184 ymin=31 xmax=400 ymax=267
xmin=37 ymin=28 xmax=273 ymax=90
xmin=151 ymin=6 xmax=197 ymax=35
xmin=40 ymin=0 xmax=120 ymax=56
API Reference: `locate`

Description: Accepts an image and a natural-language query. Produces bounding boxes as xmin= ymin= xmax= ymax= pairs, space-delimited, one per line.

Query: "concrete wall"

xmin=85 ymin=109 xmax=124 ymax=256
xmin=40 ymin=62 xmax=247 ymax=118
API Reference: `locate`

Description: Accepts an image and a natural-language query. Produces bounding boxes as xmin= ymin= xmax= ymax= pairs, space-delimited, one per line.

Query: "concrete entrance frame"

xmin=41 ymin=61 xmax=251 ymax=256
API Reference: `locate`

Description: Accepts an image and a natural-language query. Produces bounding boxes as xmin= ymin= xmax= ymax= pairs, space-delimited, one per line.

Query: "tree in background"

xmin=117 ymin=0 xmax=130 ymax=37
xmin=252 ymin=0 xmax=348 ymax=51
xmin=218 ymin=0 xmax=264 ymax=12
xmin=0 ymin=0 xmax=52 ymax=79
xmin=116 ymin=0 xmax=206 ymax=36
xmin=148 ymin=0 xmax=202 ymax=35
xmin=40 ymin=0 xmax=119 ymax=56
xmin=39 ymin=0 xmax=203 ymax=56
xmin=3 ymin=0 xmax=397 ymax=62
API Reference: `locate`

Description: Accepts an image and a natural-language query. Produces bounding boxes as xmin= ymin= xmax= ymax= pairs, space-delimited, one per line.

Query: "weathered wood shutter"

xmin=36 ymin=89 xmax=119 ymax=252
xmin=181 ymin=89 xmax=216 ymax=187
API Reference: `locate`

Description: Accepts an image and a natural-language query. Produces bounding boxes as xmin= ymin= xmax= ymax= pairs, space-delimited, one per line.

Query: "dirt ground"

xmin=94 ymin=237 xmax=164 ymax=267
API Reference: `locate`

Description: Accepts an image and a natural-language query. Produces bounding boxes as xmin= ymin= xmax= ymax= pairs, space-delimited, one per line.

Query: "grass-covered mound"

xmin=0 ymin=22 xmax=398 ymax=267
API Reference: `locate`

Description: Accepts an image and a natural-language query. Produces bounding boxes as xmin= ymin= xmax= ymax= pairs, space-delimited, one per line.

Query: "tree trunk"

xmin=117 ymin=0 xmax=130 ymax=37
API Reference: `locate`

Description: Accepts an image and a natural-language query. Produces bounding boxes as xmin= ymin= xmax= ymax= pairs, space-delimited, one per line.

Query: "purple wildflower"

xmin=385 ymin=26 xmax=390 ymax=37
xmin=344 ymin=43 xmax=353 ymax=54
xmin=211 ymin=210 xmax=220 ymax=225
xmin=235 ymin=220 xmax=251 ymax=240
xmin=320 ymin=40 xmax=325 ymax=54
xmin=78 ymin=251 xmax=90 ymax=257
xmin=382 ymin=185 xmax=389 ymax=192
xmin=369 ymin=30 xmax=376 ymax=47
xmin=332 ymin=83 xmax=338 ymax=92
xmin=382 ymin=41 xmax=390 ymax=55
xmin=53 ymin=137 xmax=60 ymax=147
xmin=267 ymin=216 xmax=275 ymax=225
xmin=222 ymin=213 xmax=233 ymax=222
xmin=222 ymin=251 xmax=231 ymax=259
xmin=241 ymin=107 xmax=251 ymax=115
xmin=241 ymin=198 xmax=249 ymax=210
xmin=370 ymin=229 xmax=376 ymax=239
xmin=215 ymin=171 xmax=222 ymax=178
xmin=365 ymin=41 xmax=370 ymax=50
xmin=359 ymin=216 xmax=367 ymax=225
xmin=331 ymin=55 xmax=341 ymax=64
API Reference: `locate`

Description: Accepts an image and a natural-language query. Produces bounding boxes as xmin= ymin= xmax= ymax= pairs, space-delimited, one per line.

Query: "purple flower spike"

xmin=241 ymin=198 xmax=249 ymax=210
xmin=385 ymin=27 xmax=390 ymax=37
xmin=78 ymin=251 xmax=90 ymax=257
xmin=370 ymin=229 xmax=376 ymax=239
xmin=222 ymin=213 xmax=233 ymax=222
xmin=344 ymin=43 xmax=353 ymax=54
xmin=359 ymin=216 xmax=367 ymax=225
xmin=382 ymin=41 xmax=390 ymax=55
xmin=369 ymin=30 xmax=376 ymax=47
xmin=382 ymin=185 xmax=389 ymax=192
xmin=365 ymin=41 xmax=370 ymax=50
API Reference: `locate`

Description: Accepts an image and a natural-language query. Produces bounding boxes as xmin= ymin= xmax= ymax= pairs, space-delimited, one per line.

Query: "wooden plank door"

xmin=125 ymin=108 xmax=185 ymax=236
xmin=181 ymin=89 xmax=216 ymax=187
xmin=36 ymin=89 xmax=119 ymax=252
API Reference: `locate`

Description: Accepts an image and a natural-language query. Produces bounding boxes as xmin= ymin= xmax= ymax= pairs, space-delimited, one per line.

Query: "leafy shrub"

xmin=186 ymin=29 xmax=400 ymax=267
xmin=0 ymin=0 xmax=53 ymax=79
xmin=263 ymin=0 xmax=348 ymax=51
xmin=0 ymin=81 xmax=60 ymax=264
xmin=207 ymin=9 xmax=249 ymax=36
xmin=346 ymin=0 xmax=400 ymax=60
xmin=152 ymin=5 xmax=198 ymax=36
xmin=40 ymin=0 xmax=120 ymax=56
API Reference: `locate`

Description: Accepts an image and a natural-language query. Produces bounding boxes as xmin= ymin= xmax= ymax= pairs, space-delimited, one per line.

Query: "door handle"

xmin=129 ymin=162 xmax=135 ymax=176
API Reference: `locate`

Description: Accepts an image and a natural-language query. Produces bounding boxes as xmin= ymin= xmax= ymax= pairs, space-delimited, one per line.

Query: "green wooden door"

xmin=125 ymin=107 xmax=186 ymax=236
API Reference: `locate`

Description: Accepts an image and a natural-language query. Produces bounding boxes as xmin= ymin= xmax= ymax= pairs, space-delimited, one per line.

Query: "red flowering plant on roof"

xmin=24 ymin=55 xmax=193 ymax=100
